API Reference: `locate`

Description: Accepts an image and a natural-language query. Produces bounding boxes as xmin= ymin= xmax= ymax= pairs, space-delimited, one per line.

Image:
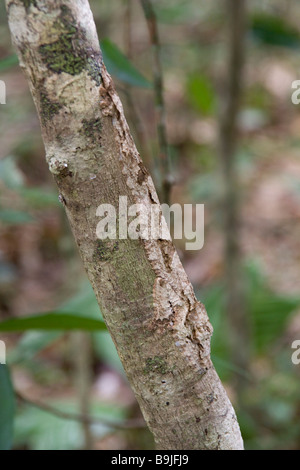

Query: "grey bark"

xmin=6 ymin=0 xmax=243 ymax=450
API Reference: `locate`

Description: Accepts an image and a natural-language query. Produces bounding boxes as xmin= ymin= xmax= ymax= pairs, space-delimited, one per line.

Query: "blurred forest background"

xmin=1 ymin=0 xmax=300 ymax=450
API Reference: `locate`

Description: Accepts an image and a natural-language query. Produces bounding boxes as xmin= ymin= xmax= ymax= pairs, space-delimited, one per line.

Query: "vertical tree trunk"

xmin=6 ymin=0 xmax=243 ymax=450
xmin=218 ymin=0 xmax=250 ymax=393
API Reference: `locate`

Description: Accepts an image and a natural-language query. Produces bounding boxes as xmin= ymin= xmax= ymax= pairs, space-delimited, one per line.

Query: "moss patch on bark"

xmin=38 ymin=5 xmax=102 ymax=82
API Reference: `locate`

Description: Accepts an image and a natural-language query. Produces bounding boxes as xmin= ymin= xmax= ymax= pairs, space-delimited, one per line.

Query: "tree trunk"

xmin=218 ymin=0 xmax=250 ymax=394
xmin=6 ymin=0 xmax=243 ymax=450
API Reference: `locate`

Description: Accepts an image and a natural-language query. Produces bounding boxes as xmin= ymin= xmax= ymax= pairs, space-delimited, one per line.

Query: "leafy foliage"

xmin=0 ymin=54 xmax=18 ymax=72
xmin=0 ymin=312 xmax=106 ymax=332
xmin=101 ymin=39 xmax=151 ymax=88
xmin=0 ymin=208 xmax=34 ymax=225
xmin=14 ymin=401 xmax=127 ymax=450
xmin=0 ymin=365 xmax=15 ymax=450
xmin=186 ymin=74 xmax=215 ymax=115
xmin=200 ymin=262 xmax=300 ymax=380
xmin=250 ymin=14 xmax=300 ymax=48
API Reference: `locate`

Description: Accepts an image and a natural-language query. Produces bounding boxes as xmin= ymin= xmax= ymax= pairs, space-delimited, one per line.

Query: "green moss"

xmin=38 ymin=6 xmax=86 ymax=75
xmin=39 ymin=35 xmax=86 ymax=75
xmin=38 ymin=6 xmax=102 ymax=82
xmin=144 ymin=356 xmax=168 ymax=375
xmin=40 ymin=91 xmax=62 ymax=124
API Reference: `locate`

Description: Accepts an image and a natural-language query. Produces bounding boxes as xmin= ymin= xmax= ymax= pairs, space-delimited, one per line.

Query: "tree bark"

xmin=6 ymin=0 xmax=243 ymax=450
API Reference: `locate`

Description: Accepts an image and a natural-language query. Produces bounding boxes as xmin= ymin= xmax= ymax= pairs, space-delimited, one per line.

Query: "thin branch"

xmin=15 ymin=391 xmax=146 ymax=430
xmin=124 ymin=0 xmax=133 ymax=60
xmin=140 ymin=0 xmax=172 ymax=204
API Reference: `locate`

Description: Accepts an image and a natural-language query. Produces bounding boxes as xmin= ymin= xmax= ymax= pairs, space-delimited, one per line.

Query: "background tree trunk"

xmin=218 ymin=0 xmax=250 ymax=396
xmin=6 ymin=0 xmax=243 ymax=450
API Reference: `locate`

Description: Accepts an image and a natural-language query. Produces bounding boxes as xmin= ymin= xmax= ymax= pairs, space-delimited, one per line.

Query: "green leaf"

xmin=0 ymin=54 xmax=19 ymax=72
xmin=211 ymin=354 xmax=250 ymax=381
xmin=199 ymin=284 xmax=231 ymax=380
xmin=251 ymin=292 xmax=299 ymax=353
xmin=154 ymin=2 xmax=194 ymax=24
xmin=186 ymin=74 xmax=215 ymax=115
xmin=0 ymin=157 xmax=24 ymax=190
xmin=59 ymin=282 xmax=102 ymax=320
xmin=14 ymin=401 xmax=127 ymax=450
xmin=0 ymin=209 xmax=34 ymax=225
xmin=0 ymin=312 xmax=106 ymax=332
xmin=14 ymin=404 xmax=83 ymax=450
xmin=100 ymin=38 xmax=151 ymax=88
xmin=9 ymin=331 xmax=62 ymax=364
xmin=8 ymin=284 xmax=105 ymax=361
xmin=246 ymin=261 xmax=300 ymax=353
xmin=153 ymin=0 xmax=210 ymax=25
xmin=0 ymin=365 xmax=15 ymax=450
xmin=93 ymin=331 xmax=124 ymax=375
xmin=250 ymin=14 xmax=300 ymax=48
xmin=198 ymin=261 xmax=300 ymax=380
xmin=19 ymin=188 xmax=59 ymax=208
